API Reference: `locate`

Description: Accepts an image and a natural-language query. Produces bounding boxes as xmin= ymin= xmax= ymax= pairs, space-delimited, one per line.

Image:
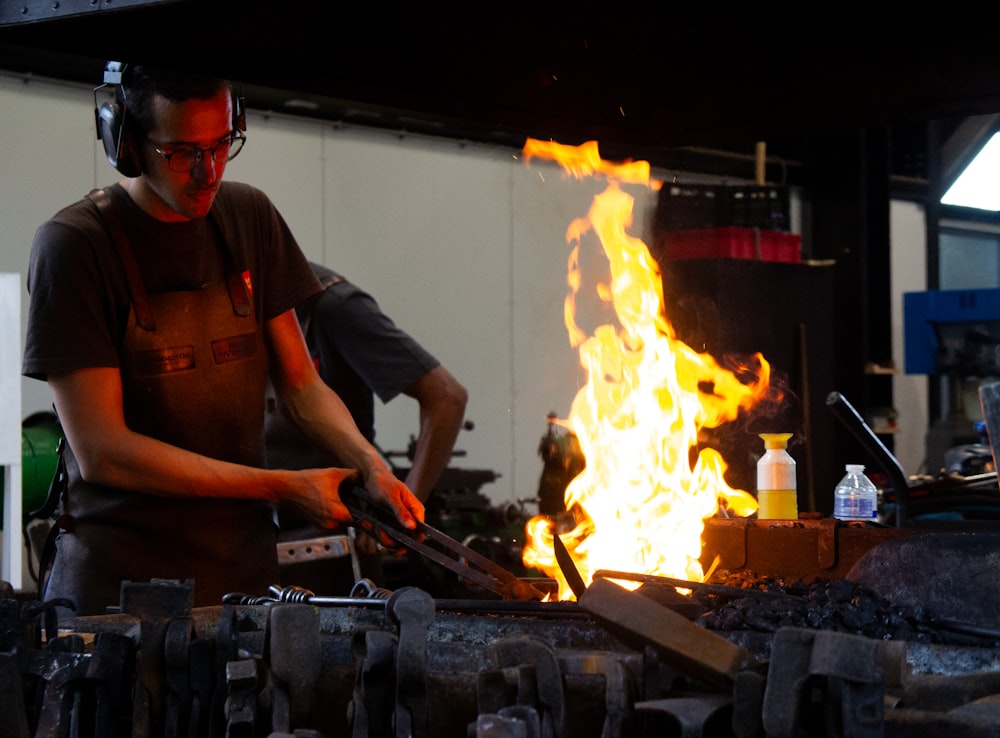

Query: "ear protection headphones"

xmin=94 ymin=61 xmax=247 ymax=177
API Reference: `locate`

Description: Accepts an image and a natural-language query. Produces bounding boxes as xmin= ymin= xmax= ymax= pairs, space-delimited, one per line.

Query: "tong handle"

xmin=342 ymin=488 xmax=544 ymax=601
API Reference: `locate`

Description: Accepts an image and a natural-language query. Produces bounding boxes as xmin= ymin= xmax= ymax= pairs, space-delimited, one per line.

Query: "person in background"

xmin=266 ymin=262 xmax=469 ymax=586
xmin=21 ymin=62 xmax=422 ymax=616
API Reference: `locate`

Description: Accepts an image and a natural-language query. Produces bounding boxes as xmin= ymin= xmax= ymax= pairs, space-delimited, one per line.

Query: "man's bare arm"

xmin=266 ymin=309 xmax=424 ymax=527
xmin=49 ymin=365 xmax=359 ymax=528
xmin=402 ymin=365 xmax=468 ymax=502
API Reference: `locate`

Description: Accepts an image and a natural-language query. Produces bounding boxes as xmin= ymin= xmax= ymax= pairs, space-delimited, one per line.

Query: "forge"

xmin=7 ymin=517 xmax=1000 ymax=737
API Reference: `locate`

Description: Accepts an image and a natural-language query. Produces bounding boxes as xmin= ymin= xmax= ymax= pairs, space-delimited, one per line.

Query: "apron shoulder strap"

xmin=86 ymin=188 xmax=157 ymax=331
xmin=208 ymin=212 xmax=252 ymax=318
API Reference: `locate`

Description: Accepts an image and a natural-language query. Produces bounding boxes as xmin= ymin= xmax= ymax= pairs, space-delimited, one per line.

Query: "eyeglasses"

xmin=146 ymin=131 xmax=246 ymax=172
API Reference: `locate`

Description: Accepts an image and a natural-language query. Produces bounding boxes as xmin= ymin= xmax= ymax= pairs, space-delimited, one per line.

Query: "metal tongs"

xmin=341 ymin=487 xmax=546 ymax=601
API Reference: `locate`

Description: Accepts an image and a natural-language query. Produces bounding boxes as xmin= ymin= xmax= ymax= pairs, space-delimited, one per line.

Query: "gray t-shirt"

xmin=265 ymin=263 xmax=439 ymax=470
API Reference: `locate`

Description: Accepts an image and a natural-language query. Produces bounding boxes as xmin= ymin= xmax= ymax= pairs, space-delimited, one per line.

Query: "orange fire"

xmin=521 ymin=139 xmax=773 ymax=600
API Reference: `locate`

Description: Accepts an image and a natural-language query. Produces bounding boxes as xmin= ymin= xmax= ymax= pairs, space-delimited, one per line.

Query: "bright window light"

xmin=942 ymin=131 xmax=1000 ymax=210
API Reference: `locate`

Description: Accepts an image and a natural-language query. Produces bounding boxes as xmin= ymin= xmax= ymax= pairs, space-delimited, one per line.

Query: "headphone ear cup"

xmin=96 ymin=100 xmax=140 ymax=177
xmin=96 ymin=102 xmax=122 ymax=167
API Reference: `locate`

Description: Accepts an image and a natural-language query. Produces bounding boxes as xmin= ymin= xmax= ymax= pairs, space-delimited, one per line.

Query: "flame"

xmin=521 ymin=139 xmax=773 ymax=600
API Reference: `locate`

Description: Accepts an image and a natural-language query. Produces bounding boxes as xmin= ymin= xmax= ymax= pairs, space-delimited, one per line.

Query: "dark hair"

xmin=123 ymin=65 xmax=232 ymax=135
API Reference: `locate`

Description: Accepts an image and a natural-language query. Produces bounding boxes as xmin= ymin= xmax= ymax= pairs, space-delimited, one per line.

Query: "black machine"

xmin=827 ymin=391 xmax=1000 ymax=528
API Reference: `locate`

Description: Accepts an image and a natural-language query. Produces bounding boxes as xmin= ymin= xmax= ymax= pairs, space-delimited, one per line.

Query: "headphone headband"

xmin=103 ymin=61 xmax=127 ymax=86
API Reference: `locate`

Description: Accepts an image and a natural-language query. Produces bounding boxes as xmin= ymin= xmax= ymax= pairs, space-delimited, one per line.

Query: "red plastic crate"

xmin=656 ymin=227 xmax=802 ymax=263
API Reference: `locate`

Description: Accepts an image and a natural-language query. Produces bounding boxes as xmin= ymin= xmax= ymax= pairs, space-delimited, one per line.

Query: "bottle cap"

xmin=846 ymin=464 xmax=865 ymax=473
xmin=759 ymin=432 xmax=793 ymax=449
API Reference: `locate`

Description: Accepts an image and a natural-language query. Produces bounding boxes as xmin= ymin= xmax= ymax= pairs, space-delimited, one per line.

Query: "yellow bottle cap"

xmin=759 ymin=432 xmax=793 ymax=449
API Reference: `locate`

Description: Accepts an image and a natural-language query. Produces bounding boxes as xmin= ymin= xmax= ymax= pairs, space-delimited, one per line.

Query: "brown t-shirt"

xmin=22 ymin=181 xmax=322 ymax=614
xmin=24 ymin=180 xmax=319 ymax=379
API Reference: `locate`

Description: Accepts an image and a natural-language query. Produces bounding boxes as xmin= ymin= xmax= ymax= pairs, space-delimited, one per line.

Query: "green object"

xmin=0 ymin=412 xmax=63 ymax=526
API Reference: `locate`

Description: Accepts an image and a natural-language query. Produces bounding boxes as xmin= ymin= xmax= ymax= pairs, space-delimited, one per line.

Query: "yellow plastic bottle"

xmin=757 ymin=433 xmax=798 ymax=519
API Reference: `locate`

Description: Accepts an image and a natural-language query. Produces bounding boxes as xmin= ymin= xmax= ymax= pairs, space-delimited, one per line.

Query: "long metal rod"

xmin=593 ymin=570 xmax=800 ymax=602
xmin=223 ymin=585 xmax=583 ymax=616
xmin=553 ymin=533 xmax=587 ymax=599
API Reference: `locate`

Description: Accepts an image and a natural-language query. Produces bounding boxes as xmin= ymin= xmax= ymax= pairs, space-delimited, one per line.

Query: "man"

xmin=265 ymin=263 xmax=468 ymax=586
xmin=266 ymin=262 xmax=469 ymax=502
xmin=22 ymin=63 xmax=422 ymax=616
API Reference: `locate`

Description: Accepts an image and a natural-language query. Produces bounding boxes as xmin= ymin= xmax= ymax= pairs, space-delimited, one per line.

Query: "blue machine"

xmin=905 ymin=288 xmax=1000 ymax=476
xmin=904 ymin=289 xmax=1000 ymax=375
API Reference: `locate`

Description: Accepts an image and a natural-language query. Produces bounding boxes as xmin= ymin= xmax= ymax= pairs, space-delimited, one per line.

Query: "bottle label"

xmin=757 ymin=464 xmax=796 ymax=489
xmin=833 ymin=491 xmax=878 ymax=521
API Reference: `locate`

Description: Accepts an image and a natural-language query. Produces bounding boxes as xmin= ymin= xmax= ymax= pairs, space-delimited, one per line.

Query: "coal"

xmin=693 ymin=571 xmax=996 ymax=647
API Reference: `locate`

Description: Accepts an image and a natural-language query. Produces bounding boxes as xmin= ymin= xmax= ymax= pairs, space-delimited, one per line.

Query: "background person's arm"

xmin=402 ymin=365 xmax=468 ymax=502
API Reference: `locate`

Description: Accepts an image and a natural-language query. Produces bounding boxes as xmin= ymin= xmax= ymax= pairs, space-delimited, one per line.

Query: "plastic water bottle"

xmin=833 ymin=464 xmax=878 ymax=521
xmin=757 ymin=433 xmax=798 ymax=519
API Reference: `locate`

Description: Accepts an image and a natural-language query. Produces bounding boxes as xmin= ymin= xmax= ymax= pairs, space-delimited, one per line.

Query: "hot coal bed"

xmin=6 ymin=520 xmax=1000 ymax=737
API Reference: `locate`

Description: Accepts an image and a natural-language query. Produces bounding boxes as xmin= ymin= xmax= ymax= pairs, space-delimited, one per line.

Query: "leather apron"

xmin=44 ymin=191 xmax=279 ymax=615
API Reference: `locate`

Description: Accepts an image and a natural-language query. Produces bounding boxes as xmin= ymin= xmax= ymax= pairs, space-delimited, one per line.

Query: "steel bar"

xmin=578 ymin=578 xmax=762 ymax=690
xmin=593 ymin=570 xmax=800 ymax=602
xmin=553 ymin=533 xmax=587 ymax=599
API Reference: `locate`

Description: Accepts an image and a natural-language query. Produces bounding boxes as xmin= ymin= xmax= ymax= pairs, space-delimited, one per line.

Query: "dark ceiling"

xmin=2 ymin=1 xmax=999 ymax=190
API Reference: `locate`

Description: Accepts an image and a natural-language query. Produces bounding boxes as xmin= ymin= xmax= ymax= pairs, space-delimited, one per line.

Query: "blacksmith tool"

xmin=349 ymin=629 xmax=397 ymax=738
xmin=763 ymin=628 xmax=890 ymax=737
xmin=552 ymin=531 xmax=587 ymax=599
xmin=341 ymin=487 xmax=546 ymax=601
xmin=593 ymin=570 xmax=802 ymax=603
xmin=388 ymin=587 xmax=435 ymax=738
xmin=579 ymin=578 xmax=763 ymax=690
xmin=266 ymin=603 xmax=322 ymax=733
xmin=491 ymin=635 xmax=566 ymax=737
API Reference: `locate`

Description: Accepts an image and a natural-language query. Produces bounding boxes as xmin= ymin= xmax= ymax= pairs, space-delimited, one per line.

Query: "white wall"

xmin=890 ymin=200 xmax=929 ymax=475
xmin=0 ymin=69 xmax=929 ymax=523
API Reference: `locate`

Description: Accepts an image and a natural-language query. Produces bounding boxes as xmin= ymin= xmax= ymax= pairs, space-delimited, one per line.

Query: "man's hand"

xmin=362 ymin=465 xmax=425 ymax=530
xmin=343 ymin=466 xmax=423 ymax=550
xmin=291 ymin=464 xmax=424 ymax=550
xmin=290 ymin=467 xmax=361 ymax=528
